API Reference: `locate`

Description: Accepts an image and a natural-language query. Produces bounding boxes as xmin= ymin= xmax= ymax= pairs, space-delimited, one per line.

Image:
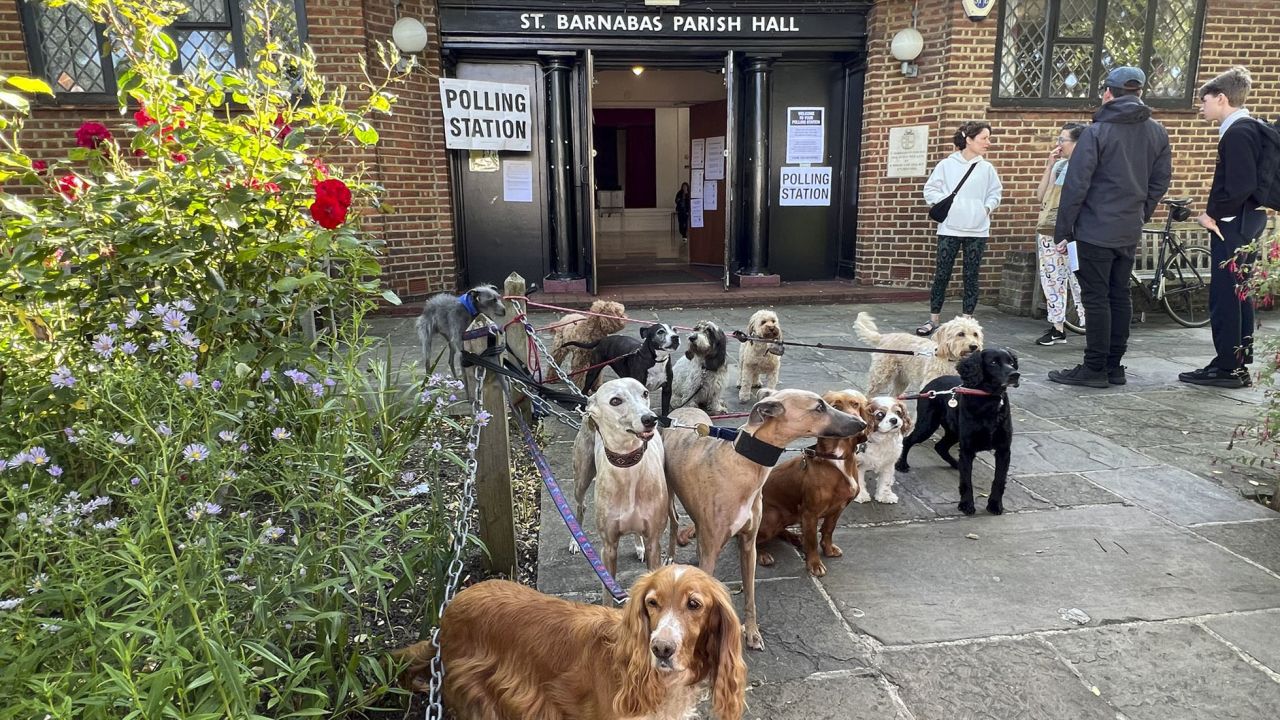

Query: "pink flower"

xmin=32 ymin=160 xmax=47 ymax=172
xmin=75 ymin=122 xmax=112 ymax=149
xmin=56 ymin=174 xmax=87 ymax=201
xmin=134 ymin=107 xmax=156 ymax=128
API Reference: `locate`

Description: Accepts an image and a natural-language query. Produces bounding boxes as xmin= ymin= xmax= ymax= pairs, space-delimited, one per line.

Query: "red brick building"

xmin=3 ymin=0 xmax=1275 ymax=304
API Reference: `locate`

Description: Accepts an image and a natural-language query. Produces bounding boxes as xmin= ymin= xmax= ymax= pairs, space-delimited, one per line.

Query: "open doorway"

xmin=591 ymin=65 xmax=727 ymax=286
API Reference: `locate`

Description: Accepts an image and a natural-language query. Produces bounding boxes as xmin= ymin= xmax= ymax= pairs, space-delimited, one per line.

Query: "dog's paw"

xmin=957 ymin=500 xmax=977 ymax=515
xmin=746 ymin=626 xmax=766 ymax=652
xmin=986 ymin=498 xmax=1005 ymax=515
xmin=895 ymin=459 xmax=910 ymax=473
xmin=806 ymin=556 xmax=828 ymax=577
xmin=738 ymin=390 xmax=753 ymax=403
xmin=875 ymin=491 xmax=899 ymax=504
xmin=853 ymin=492 xmax=872 ymax=503
xmin=634 ymin=541 xmax=645 ymax=562
xmin=757 ymin=551 xmax=775 ymax=567
xmin=568 ymin=537 xmax=581 ymax=555
xmin=823 ymin=543 xmax=843 ymax=558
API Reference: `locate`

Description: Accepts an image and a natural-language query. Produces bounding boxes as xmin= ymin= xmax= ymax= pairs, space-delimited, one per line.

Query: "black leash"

xmin=729 ymin=330 xmax=923 ymax=356
xmin=461 ymin=346 xmax=587 ymax=408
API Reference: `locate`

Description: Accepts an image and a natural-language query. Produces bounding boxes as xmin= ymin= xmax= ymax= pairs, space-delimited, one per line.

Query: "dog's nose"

xmin=641 ymin=414 xmax=657 ymax=429
xmin=969 ymin=344 xmax=979 ymax=351
xmin=889 ymin=417 xmax=899 ymax=426
xmin=651 ymin=640 xmax=676 ymax=661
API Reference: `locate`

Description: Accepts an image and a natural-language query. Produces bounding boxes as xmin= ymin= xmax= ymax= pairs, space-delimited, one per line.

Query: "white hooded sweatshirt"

xmin=923 ymin=152 xmax=1003 ymax=237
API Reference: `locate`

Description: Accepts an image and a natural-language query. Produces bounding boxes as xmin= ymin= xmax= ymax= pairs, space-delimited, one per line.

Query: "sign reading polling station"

xmin=439 ymin=78 xmax=532 ymax=152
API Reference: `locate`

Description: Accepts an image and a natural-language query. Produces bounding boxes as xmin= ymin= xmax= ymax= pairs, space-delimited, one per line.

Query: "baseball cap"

xmin=1104 ymin=66 xmax=1146 ymax=90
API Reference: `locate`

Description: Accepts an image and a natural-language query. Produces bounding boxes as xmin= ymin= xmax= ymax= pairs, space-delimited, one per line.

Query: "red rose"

xmin=32 ymin=160 xmax=47 ymax=172
xmin=264 ymin=182 xmax=281 ymax=194
xmin=273 ymin=113 xmax=292 ymax=141
xmin=309 ymin=197 xmax=347 ymax=229
xmin=75 ymin=122 xmax=112 ymax=149
xmin=314 ymin=178 xmax=352 ymax=209
xmin=134 ymin=107 xmax=156 ymax=128
xmin=171 ymin=153 xmax=188 ymax=164
xmin=56 ymin=174 xmax=87 ymax=201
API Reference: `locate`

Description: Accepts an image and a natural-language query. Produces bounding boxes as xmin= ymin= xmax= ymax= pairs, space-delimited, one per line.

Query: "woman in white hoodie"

xmin=918 ymin=122 xmax=1004 ymax=336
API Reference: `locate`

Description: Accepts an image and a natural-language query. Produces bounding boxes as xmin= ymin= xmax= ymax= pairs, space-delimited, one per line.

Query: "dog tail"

xmin=560 ymin=340 xmax=601 ymax=350
xmin=852 ymin=312 xmax=883 ymax=346
xmin=389 ymin=640 xmax=436 ymax=693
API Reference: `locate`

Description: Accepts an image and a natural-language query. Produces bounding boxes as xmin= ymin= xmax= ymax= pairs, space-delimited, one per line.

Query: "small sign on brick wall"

xmin=886 ymin=124 xmax=930 ymax=178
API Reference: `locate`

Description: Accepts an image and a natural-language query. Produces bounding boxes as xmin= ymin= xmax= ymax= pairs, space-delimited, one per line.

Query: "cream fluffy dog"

xmin=549 ymin=300 xmax=627 ymax=389
xmin=853 ymin=312 xmax=984 ymax=397
xmin=737 ymin=309 xmax=785 ymax=403
xmin=670 ymin=321 xmax=730 ymax=414
xmin=853 ymin=395 xmax=913 ymax=504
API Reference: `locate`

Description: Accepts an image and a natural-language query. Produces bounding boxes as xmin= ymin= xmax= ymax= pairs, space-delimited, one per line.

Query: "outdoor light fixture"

xmin=891 ymin=28 xmax=923 ymax=78
xmin=632 ymin=65 xmax=645 ymax=76
xmin=392 ymin=17 xmax=429 ymax=55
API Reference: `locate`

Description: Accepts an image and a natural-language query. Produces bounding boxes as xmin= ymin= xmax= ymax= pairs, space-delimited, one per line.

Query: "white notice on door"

xmin=703 ymin=181 xmax=717 ymax=210
xmin=691 ymin=138 xmax=705 ymax=170
xmin=704 ymin=136 xmax=725 ymax=180
xmin=439 ymin=78 xmax=532 ymax=152
xmin=503 ymin=160 xmax=533 ymax=203
xmin=690 ymin=198 xmax=705 ymax=228
xmin=785 ymin=107 xmax=825 ymax=164
xmin=779 ymin=166 xmax=832 ymax=207
xmin=690 ymin=169 xmax=704 ymax=199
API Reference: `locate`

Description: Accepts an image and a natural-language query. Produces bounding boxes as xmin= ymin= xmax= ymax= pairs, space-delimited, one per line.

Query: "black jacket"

xmin=1206 ymin=117 xmax=1264 ymax=221
xmin=1055 ymin=96 xmax=1172 ymax=247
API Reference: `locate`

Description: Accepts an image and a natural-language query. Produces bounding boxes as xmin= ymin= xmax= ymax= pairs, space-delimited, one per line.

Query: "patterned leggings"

xmin=929 ymin=235 xmax=986 ymax=315
xmin=1037 ymin=233 xmax=1084 ymax=326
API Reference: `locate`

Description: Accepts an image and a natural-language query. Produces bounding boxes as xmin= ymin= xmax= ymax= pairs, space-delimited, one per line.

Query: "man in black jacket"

xmin=1180 ymin=66 xmax=1268 ymax=389
xmin=1049 ymin=67 xmax=1172 ymax=388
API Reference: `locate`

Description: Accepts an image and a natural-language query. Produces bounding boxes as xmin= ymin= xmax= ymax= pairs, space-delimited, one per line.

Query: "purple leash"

xmin=510 ymin=395 xmax=630 ymax=603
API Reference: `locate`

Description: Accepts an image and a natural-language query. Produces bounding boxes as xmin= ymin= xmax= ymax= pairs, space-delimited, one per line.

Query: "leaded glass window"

xmin=994 ymin=0 xmax=1206 ymax=107
xmin=20 ymin=0 xmax=308 ymax=102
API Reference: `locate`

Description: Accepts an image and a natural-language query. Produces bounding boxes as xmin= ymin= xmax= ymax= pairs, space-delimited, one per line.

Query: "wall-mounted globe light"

xmin=891 ymin=28 xmax=924 ymax=78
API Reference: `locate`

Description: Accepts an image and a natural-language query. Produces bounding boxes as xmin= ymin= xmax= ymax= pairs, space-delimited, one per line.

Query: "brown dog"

xmin=662 ymin=388 xmax=866 ymax=650
xmin=755 ymin=390 xmax=873 ymax=577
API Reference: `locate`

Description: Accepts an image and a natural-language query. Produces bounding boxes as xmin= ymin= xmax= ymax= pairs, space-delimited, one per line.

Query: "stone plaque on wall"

xmin=886 ymin=124 xmax=930 ymax=178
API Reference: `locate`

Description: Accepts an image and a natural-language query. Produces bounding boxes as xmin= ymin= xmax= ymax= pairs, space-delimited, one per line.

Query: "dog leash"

xmin=511 ymin=393 xmax=630 ymax=603
xmin=729 ymin=330 xmax=931 ymax=357
xmin=897 ymin=386 xmax=995 ymax=408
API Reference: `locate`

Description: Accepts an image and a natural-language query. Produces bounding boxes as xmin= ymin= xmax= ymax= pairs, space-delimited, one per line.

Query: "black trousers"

xmin=1074 ymin=241 xmax=1136 ymax=372
xmin=1208 ymin=210 xmax=1267 ymax=370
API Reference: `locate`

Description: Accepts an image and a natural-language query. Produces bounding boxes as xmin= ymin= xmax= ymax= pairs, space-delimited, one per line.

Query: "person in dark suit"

xmin=1048 ymin=66 xmax=1172 ymax=388
xmin=1182 ymin=66 xmax=1268 ymax=389
xmin=675 ymin=182 xmax=691 ymax=240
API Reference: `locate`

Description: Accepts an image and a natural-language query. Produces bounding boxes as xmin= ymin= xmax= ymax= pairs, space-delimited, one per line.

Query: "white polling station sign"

xmin=439 ymin=78 xmax=532 ymax=151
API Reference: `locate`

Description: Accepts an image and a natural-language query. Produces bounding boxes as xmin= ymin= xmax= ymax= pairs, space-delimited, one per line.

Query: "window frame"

xmin=990 ymin=0 xmax=1208 ymax=110
xmin=17 ymin=0 xmax=309 ymax=106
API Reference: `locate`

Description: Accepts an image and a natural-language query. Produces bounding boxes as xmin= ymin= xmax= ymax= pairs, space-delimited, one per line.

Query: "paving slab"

xmin=742 ymin=673 xmax=904 ymax=720
xmin=1046 ymin=623 xmax=1280 ymax=720
xmin=881 ymin=639 xmax=1117 ymax=720
xmin=1195 ymin=518 xmax=1280 ymax=574
xmin=1013 ymin=472 xmax=1127 ymax=507
xmin=1007 ymin=429 xmax=1155 ymax=473
xmin=1051 ymin=394 xmax=1225 ymax=447
xmin=1137 ymin=441 xmax=1277 ymax=494
xmin=1204 ymin=610 xmax=1280 ymax=673
xmin=1084 ymin=465 xmax=1277 ymax=526
xmin=893 ymin=461 xmax=1053 ymax=516
xmin=818 ymin=505 xmax=1280 ymax=645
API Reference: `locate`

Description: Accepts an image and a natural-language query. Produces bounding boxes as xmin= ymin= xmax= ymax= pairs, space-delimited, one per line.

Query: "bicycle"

xmin=1062 ymin=197 xmax=1211 ymax=333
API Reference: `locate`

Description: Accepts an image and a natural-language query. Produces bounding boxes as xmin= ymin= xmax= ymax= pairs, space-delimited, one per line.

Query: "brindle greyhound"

xmin=662 ymin=388 xmax=866 ymax=650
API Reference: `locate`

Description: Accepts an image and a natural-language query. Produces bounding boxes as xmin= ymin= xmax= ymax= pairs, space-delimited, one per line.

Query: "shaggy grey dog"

xmin=415 ymin=284 xmax=506 ymax=398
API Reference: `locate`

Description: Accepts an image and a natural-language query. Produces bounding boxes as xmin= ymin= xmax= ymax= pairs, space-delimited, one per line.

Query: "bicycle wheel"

xmin=1062 ymin=290 xmax=1086 ymax=334
xmin=1161 ymin=246 xmax=1212 ymax=327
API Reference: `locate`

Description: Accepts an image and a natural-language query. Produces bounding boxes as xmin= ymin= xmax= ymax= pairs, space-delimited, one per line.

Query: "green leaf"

xmin=353 ymin=123 xmax=379 ymax=145
xmin=2 ymin=193 xmax=37 ymax=219
xmin=0 ymin=91 xmax=30 ymax=113
xmin=380 ymin=289 xmax=401 ymax=306
xmin=6 ymin=76 xmax=53 ymax=95
xmin=273 ymin=276 xmax=301 ymax=292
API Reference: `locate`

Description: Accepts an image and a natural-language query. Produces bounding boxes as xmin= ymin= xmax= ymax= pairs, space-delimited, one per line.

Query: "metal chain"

xmin=425 ymin=365 xmax=487 ymax=720
xmin=521 ymin=316 xmax=591 ymax=404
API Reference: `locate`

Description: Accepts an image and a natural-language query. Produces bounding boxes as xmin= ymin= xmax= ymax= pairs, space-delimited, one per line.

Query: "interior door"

xmin=573 ymin=49 xmax=598 ymax=292
xmin=722 ymin=51 xmax=736 ymax=289
xmin=687 ymin=99 xmax=727 ymax=268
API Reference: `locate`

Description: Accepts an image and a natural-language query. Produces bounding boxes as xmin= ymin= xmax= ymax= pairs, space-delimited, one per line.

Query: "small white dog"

xmin=853 ymin=312 xmax=984 ymax=397
xmin=570 ymin=378 xmax=673 ymax=601
xmin=854 ymin=396 xmax=913 ymax=504
xmin=671 ymin=321 xmax=730 ymax=414
xmin=737 ymin=309 xmax=785 ymax=403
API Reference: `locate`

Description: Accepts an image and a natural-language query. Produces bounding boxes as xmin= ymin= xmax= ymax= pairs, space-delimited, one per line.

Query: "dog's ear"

xmin=895 ymin=401 xmax=914 ymax=435
xmin=748 ymin=398 xmax=784 ymax=425
xmin=704 ymin=327 xmax=728 ymax=372
xmin=614 ymin=572 xmax=662 ymax=716
xmin=639 ymin=324 xmax=653 ymax=340
xmin=957 ymin=351 xmax=984 ymax=387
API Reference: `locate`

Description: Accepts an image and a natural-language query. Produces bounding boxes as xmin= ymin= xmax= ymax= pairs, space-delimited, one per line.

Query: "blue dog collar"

xmin=457 ymin=292 xmax=478 ymax=318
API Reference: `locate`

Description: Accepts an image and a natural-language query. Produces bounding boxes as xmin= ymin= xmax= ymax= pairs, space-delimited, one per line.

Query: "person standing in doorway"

xmin=1181 ymin=66 xmax=1269 ymax=389
xmin=1048 ymin=67 xmax=1171 ymax=388
xmin=675 ymin=182 xmax=691 ymax=241
xmin=1034 ymin=122 xmax=1088 ymax=346
xmin=918 ymin=122 xmax=1004 ymax=336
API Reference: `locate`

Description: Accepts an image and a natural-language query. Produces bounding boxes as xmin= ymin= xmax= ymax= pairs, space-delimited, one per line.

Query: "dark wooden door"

xmin=688 ymin=99 xmax=727 ymax=266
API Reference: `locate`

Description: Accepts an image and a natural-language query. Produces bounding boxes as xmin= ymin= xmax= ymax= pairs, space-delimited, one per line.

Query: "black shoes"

xmin=1107 ymin=366 xmax=1127 ymax=386
xmin=1178 ymin=366 xmax=1251 ymax=389
xmin=1047 ymin=364 xmax=1109 ymax=389
xmin=1036 ymin=327 xmax=1067 ymax=346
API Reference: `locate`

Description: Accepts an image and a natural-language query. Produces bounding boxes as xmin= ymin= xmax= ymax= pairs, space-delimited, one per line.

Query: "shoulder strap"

xmin=947 ymin=162 xmax=980 ymax=200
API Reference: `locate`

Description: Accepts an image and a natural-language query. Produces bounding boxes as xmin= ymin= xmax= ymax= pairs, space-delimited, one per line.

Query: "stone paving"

xmin=376 ymin=299 xmax=1280 ymax=719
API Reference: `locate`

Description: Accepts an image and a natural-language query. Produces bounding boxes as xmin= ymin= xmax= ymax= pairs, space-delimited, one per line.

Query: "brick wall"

xmin=0 ymin=0 xmax=453 ymax=302
xmin=858 ymin=0 xmax=1280 ymax=301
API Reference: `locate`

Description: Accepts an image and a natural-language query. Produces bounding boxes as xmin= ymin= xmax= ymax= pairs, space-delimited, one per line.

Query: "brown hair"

xmin=1198 ymin=66 xmax=1252 ymax=108
xmin=952 ymin=122 xmax=991 ymax=150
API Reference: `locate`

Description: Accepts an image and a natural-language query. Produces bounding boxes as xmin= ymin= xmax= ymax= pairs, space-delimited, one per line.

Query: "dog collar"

xmin=457 ymin=293 xmax=478 ymax=318
xmin=801 ymin=446 xmax=846 ymax=461
xmin=733 ymin=430 xmax=787 ymax=467
xmin=603 ymin=438 xmax=650 ymax=468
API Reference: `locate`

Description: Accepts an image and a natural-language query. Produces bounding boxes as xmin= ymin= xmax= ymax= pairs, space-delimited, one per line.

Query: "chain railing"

xmin=425 ymin=365 xmax=486 ymax=720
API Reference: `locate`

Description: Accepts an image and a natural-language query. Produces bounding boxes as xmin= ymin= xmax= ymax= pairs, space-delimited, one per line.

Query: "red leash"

xmin=896 ymin=387 xmax=993 ymax=401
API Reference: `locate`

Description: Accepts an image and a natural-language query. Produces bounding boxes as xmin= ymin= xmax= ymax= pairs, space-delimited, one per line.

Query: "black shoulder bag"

xmin=928 ymin=163 xmax=980 ymax=224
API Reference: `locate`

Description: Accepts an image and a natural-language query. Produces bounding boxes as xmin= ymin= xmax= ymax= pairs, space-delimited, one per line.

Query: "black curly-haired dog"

xmin=895 ymin=348 xmax=1020 ymax=515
